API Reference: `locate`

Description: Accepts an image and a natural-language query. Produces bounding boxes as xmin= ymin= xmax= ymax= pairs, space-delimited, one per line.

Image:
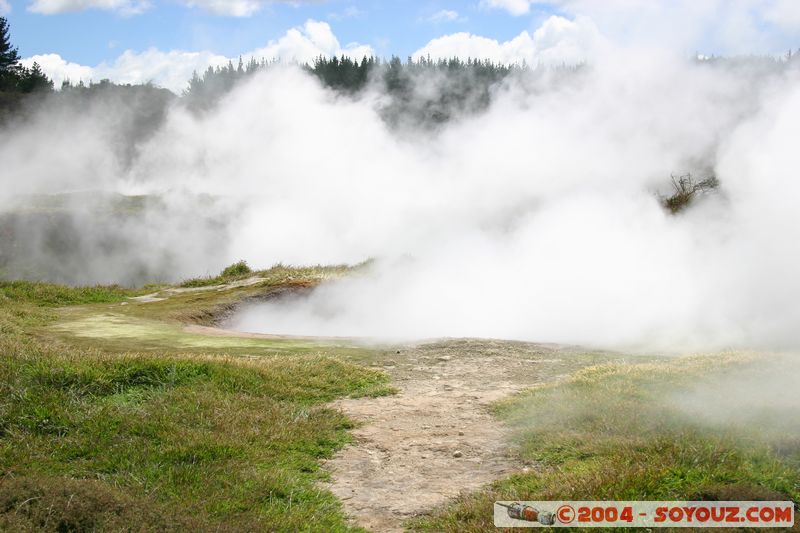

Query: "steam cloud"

xmin=3 ymin=29 xmax=800 ymax=352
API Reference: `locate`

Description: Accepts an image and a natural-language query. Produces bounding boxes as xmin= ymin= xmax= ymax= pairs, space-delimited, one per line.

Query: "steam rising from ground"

xmin=3 ymin=46 xmax=800 ymax=350
xmin=674 ymin=355 xmax=800 ymax=436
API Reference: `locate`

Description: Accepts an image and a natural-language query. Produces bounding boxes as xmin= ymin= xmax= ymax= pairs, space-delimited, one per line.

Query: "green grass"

xmin=0 ymin=281 xmax=150 ymax=307
xmin=179 ymin=260 xmax=254 ymax=288
xmin=32 ymin=263 xmax=368 ymax=358
xmin=5 ymin=268 xmax=799 ymax=532
xmin=412 ymin=355 xmax=800 ymax=532
xmin=179 ymin=262 xmax=352 ymax=289
xmin=220 ymin=260 xmax=253 ymax=278
xmin=6 ymin=192 xmax=154 ymax=215
xmin=0 ymin=273 xmax=391 ymax=532
xmin=47 ymin=312 xmax=354 ymax=355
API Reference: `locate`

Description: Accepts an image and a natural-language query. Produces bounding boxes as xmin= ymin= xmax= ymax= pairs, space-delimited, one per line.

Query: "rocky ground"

xmin=323 ymin=339 xmax=603 ymax=532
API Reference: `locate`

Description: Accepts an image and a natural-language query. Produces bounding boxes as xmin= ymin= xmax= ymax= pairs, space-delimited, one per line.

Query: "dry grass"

xmin=661 ymin=173 xmax=720 ymax=214
xmin=179 ymin=262 xmax=354 ymax=289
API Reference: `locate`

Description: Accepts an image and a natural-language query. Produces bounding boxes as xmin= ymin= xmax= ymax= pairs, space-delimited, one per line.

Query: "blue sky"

xmin=3 ymin=0 xmax=800 ymax=92
xmin=5 ymin=0 xmax=557 ymax=64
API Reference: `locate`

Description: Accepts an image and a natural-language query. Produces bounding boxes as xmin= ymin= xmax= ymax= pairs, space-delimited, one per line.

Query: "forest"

xmin=3 ymin=15 xmax=799 ymax=129
xmin=1 ymin=15 xmax=524 ymax=127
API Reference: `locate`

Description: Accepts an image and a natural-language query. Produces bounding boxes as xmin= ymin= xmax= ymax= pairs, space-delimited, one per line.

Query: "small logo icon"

xmin=557 ymin=504 xmax=576 ymax=524
xmin=497 ymin=502 xmax=556 ymax=525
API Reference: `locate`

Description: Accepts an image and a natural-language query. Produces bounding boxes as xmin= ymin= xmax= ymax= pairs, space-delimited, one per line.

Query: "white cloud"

xmin=97 ymin=49 xmax=230 ymax=89
xmin=180 ymin=0 xmax=264 ymax=17
xmin=414 ymin=31 xmax=534 ymax=64
xmin=328 ymin=5 xmax=363 ymax=21
xmin=413 ymin=15 xmax=601 ymax=65
xmin=0 ymin=0 xmax=11 ymax=15
xmin=27 ymin=0 xmax=321 ymax=16
xmin=24 ymin=20 xmax=373 ymax=92
xmin=480 ymin=0 xmax=533 ymax=16
xmin=23 ymin=49 xmax=229 ymax=91
xmin=763 ymin=0 xmax=800 ymax=33
xmin=20 ymin=54 xmax=95 ymax=87
xmin=28 ymin=0 xmax=150 ymax=15
xmin=424 ymin=9 xmax=462 ymax=23
xmin=482 ymin=0 xmax=800 ymax=55
xmin=250 ymin=19 xmax=373 ymax=63
xmin=530 ymin=13 xmax=602 ymax=64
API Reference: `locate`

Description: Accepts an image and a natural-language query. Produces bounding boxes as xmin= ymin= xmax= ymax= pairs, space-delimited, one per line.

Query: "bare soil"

xmin=148 ymin=284 xmax=610 ymax=532
xmin=323 ymin=339 xmax=598 ymax=532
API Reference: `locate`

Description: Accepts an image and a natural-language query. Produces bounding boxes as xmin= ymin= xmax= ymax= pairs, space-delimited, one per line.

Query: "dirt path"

xmin=126 ymin=284 xmax=603 ymax=531
xmin=323 ymin=339 xmax=590 ymax=532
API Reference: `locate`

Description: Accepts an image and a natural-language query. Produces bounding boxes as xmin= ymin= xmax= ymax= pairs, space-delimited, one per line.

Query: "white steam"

xmin=3 ymin=37 xmax=800 ymax=350
xmin=220 ymin=58 xmax=800 ymax=351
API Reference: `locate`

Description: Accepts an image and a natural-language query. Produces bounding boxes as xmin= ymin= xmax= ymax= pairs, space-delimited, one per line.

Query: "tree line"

xmin=184 ymin=55 xmax=517 ymax=98
xmin=182 ymin=54 xmax=523 ymax=124
xmin=3 ymin=14 xmax=799 ymax=127
xmin=1 ymin=15 xmax=523 ymax=126
xmin=1 ymin=17 xmax=54 ymax=122
xmin=0 ymin=18 xmax=52 ymax=94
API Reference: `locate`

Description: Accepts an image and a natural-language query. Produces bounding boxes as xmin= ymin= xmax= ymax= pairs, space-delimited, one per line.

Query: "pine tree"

xmin=18 ymin=61 xmax=53 ymax=92
xmin=0 ymin=17 xmax=20 ymax=72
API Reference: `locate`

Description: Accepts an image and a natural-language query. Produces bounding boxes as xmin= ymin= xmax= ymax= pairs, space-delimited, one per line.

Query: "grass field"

xmin=412 ymin=355 xmax=800 ymax=531
xmin=0 ymin=269 xmax=392 ymax=532
xmin=1 ymin=265 xmax=798 ymax=532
